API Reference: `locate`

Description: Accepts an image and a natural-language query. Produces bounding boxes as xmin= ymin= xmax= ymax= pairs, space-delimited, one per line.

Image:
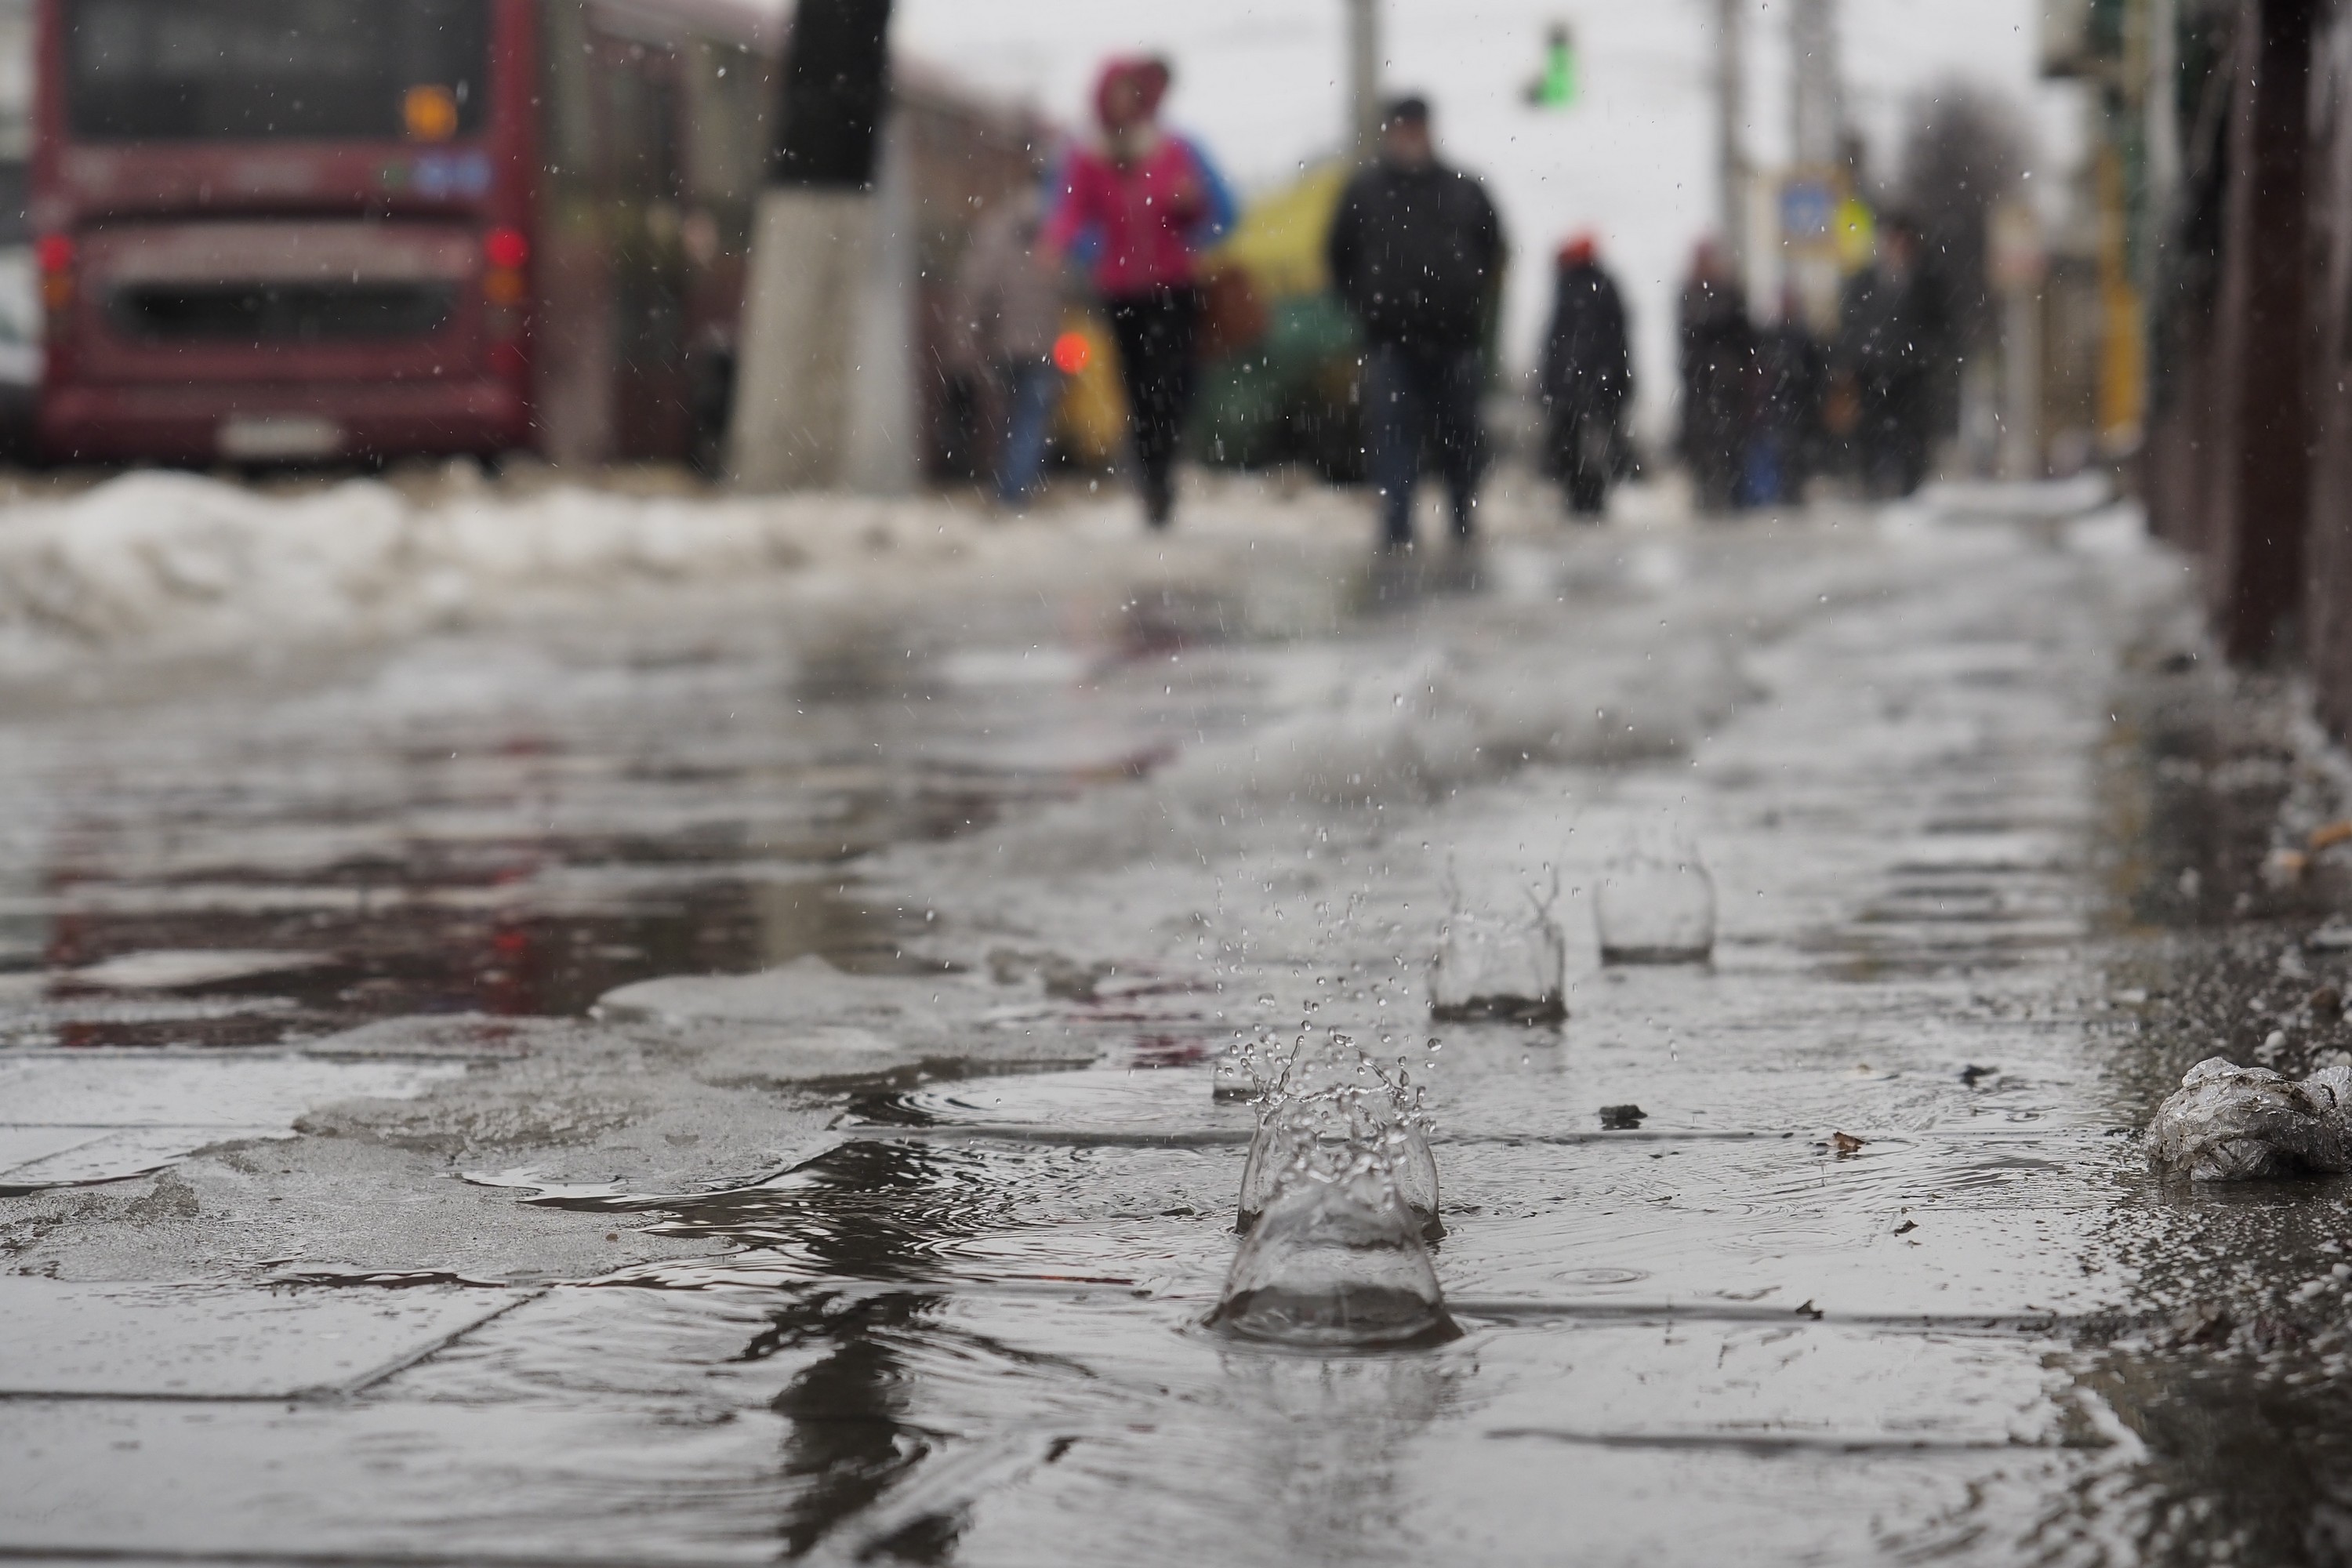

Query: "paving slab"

xmin=0 ymin=1277 xmax=534 ymax=1399
xmin=0 ymin=1056 xmax=458 ymax=1131
xmin=0 ymin=1056 xmax=464 ymax=1189
xmin=0 ymin=1126 xmax=108 ymax=1175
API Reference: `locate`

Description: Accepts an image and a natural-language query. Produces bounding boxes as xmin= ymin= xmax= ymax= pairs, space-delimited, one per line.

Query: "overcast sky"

xmin=891 ymin=0 xmax=2084 ymax=424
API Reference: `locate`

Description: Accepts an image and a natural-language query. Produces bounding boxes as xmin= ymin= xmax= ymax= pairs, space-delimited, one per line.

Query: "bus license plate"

xmin=219 ymin=415 xmax=342 ymax=460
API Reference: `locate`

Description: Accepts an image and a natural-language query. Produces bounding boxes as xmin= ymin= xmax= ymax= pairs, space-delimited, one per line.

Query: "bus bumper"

xmin=38 ymin=379 xmax=532 ymax=465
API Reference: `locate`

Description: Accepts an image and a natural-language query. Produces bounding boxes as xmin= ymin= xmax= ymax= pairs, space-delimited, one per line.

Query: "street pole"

xmin=729 ymin=0 xmax=895 ymax=492
xmin=1346 ymin=0 xmax=1381 ymax=161
xmin=1786 ymin=0 xmax=1843 ymax=330
xmin=1716 ymin=0 xmax=1747 ymax=273
xmin=1788 ymin=0 xmax=1841 ymax=172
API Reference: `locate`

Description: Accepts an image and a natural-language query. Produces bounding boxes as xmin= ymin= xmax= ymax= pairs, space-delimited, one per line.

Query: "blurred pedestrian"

xmin=1838 ymin=220 xmax=1931 ymax=498
xmin=953 ymin=186 xmax=1067 ymax=507
xmin=1677 ymin=241 xmax=1755 ymax=513
xmin=1538 ymin=233 xmax=1633 ymax=520
xmin=1044 ymin=57 xmax=1235 ymax=528
xmin=1751 ymin=291 xmax=1824 ymax=506
xmin=1327 ymin=96 xmax=1506 ymax=554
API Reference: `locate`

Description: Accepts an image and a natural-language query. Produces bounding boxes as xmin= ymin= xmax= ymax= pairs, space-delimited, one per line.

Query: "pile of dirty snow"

xmin=0 ymin=471 xmax=1065 ymax=679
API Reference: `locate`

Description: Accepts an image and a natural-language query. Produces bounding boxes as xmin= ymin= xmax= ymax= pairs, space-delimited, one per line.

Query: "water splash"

xmin=1428 ymin=864 xmax=1567 ymax=1024
xmin=1210 ymin=1019 xmax=1454 ymax=1346
xmin=1595 ymin=833 xmax=1716 ymax=965
xmin=1236 ymin=1063 xmax=1441 ymax=1240
xmin=1210 ymin=1152 xmax=1458 ymax=1348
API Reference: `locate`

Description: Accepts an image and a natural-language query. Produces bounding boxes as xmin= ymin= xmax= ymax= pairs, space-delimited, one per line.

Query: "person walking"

xmin=1838 ymin=220 xmax=1932 ymax=498
xmin=1538 ymin=234 xmax=1633 ymax=519
xmin=1043 ymin=57 xmax=1234 ymax=528
xmin=1327 ymin=96 xmax=1506 ymax=554
xmin=952 ymin=186 xmax=1068 ymax=507
xmin=1751 ymin=290 xmax=1824 ymax=505
xmin=1676 ymin=241 xmax=1757 ymax=513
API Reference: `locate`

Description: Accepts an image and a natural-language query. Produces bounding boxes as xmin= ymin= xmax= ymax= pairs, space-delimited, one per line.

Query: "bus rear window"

xmin=65 ymin=0 xmax=489 ymax=143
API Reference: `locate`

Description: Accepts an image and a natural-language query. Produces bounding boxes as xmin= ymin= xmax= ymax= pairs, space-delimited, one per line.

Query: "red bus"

xmin=30 ymin=0 xmax=1041 ymax=470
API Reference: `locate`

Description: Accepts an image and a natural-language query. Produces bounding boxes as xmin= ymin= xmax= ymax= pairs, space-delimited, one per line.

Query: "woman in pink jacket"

xmin=1044 ymin=58 xmax=1235 ymax=528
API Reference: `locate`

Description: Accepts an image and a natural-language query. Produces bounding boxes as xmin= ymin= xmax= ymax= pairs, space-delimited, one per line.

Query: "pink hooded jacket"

xmin=1043 ymin=59 xmax=1233 ymax=298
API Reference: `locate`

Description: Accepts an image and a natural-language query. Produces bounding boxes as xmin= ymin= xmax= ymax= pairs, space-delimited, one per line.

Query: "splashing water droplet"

xmin=1212 ymin=1164 xmax=1457 ymax=1348
xmin=1595 ymin=833 xmax=1718 ymax=965
xmin=1210 ymin=993 xmax=1454 ymax=1342
xmin=1429 ymin=862 xmax=1567 ymax=1024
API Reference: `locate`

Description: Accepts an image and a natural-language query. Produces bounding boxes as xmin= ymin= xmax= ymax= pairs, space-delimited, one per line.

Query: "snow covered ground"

xmin=0 ymin=468 xmax=1383 ymax=684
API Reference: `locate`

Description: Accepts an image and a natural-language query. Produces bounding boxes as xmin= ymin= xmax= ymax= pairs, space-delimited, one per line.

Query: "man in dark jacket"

xmin=1539 ymin=234 xmax=1633 ymax=518
xmin=1676 ymin=241 xmax=1756 ymax=513
xmin=1838 ymin=220 xmax=1932 ymax=498
xmin=1327 ymin=96 xmax=1506 ymax=552
xmin=1752 ymin=289 xmax=1824 ymax=505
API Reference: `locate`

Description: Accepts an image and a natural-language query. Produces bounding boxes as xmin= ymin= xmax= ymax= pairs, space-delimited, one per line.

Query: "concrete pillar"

xmin=840 ymin=122 xmax=916 ymax=496
xmin=728 ymin=0 xmax=895 ymax=493
xmin=731 ymin=191 xmax=879 ymax=491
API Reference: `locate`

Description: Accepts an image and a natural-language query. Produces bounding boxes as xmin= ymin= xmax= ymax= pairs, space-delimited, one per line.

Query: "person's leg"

xmin=1146 ymin=289 xmax=1200 ymax=524
xmin=1894 ymin=376 xmax=1930 ymax=495
xmin=996 ymin=360 xmax=1060 ymax=505
xmin=1105 ymin=296 xmax=1167 ymax=522
xmin=1429 ymin=349 xmax=1486 ymax=539
xmin=1157 ymin=288 xmax=1201 ymax=507
xmin=1566 ymin=406 xmax=1609 ymax=516
xmin=1109 ymin=289 xmax=1197 ymax=527
xmin=1362 ymin=344 xmax=1422 ymax=550
xmin=1860 ymin=376 xmax=1902 ymax=497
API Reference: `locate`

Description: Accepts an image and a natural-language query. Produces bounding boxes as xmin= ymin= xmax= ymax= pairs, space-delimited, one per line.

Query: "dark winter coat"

xmin=1837 ymin=265 xmax=1921 ymax=390
xmin=1540 ymin=260 xmax=1633 ymax=415
xmin=1758 ymin=321 xmax=1824 ymax=442
xmin=1326 ymin=160 xmax=1505 ymax=352
xmin=1677 ymin=278 xmax=1757 ymax=463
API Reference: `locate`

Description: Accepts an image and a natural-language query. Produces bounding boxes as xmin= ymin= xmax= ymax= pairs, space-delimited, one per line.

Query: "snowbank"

xmin=0 ymin=472 xmax=1020 ymax=677
xmin=0 ymin=466 xmax=1425 ymax=684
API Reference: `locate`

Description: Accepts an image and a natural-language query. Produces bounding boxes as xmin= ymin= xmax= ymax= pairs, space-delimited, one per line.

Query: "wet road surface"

xmin=1 ymin=481 xmax=2344 ymax=1563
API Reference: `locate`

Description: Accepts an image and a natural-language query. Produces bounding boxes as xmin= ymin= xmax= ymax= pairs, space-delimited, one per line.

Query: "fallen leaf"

xmin=1893 ymin=1219 xmax=1918 ymax=1236
xmin=1831 ymin=1132 xmax=1865 ymax=1157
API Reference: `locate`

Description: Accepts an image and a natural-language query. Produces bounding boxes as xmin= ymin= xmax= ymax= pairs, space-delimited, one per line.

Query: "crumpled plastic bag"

xmin=2149 ymin=1057 xmax=2352 ymax=1180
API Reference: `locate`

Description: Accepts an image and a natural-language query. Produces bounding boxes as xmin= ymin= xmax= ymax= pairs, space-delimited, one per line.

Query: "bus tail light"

xmin=484 ymin=228 xmax=528 ymax=269
xmin=482 ymin=227 xmax=528 ymax=317
xmin=485 ymin=230 xmax=529 ymax=379
xmin=37 ymin=234 xmax=74 ymax=312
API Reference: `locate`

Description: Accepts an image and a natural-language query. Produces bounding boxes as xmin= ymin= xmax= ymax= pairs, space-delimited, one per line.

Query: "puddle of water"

xmin=9 ymin=505 xmax=2312 ymax=1561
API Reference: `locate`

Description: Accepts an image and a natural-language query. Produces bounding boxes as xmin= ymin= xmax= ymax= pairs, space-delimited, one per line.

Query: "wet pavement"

xmin=2 ymin=477 xmax=2347 ymax=1563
